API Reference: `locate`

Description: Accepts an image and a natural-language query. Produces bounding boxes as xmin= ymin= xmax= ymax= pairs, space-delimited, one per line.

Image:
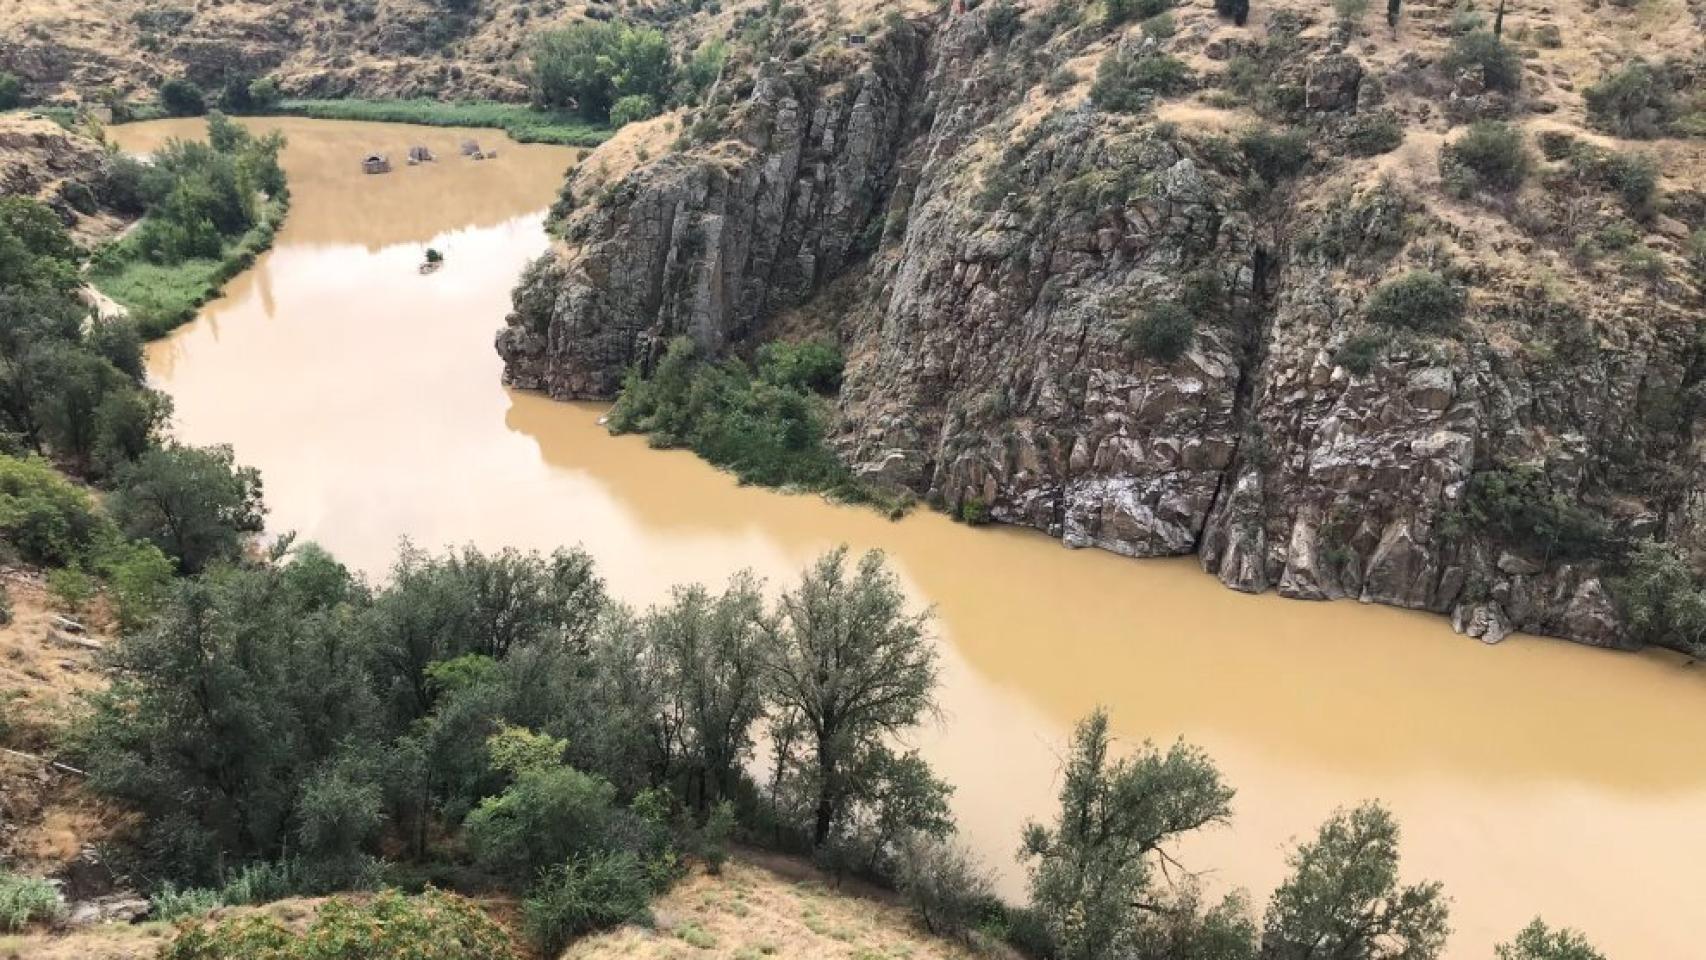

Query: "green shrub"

xmin=1584 ymin=61 xmax=1676 ymax=139
xmin=1441 ymin=120 xmax=1530 ymax=195
xmin=523 ymin=853 xmax=657 ymax=957
xmin=756 ymin=339 xmax=843 ymax=393
xmin=1104 ymin=0 xmax=1171 ymax=28
xmin=1569 ymin=147 xmax=1660 ymax=216
xmin=958 ymin=496 xmax=991 ymax=525
xmin=247 ymin=77 xmax=282 ymax=111
xmin=159 ymin=78 xmax=207 ymax=117
xmin=1335 ymin=332 xmax=1388 ymax=375
xmin=894 ymin=836 xmax=995 ymax=939
xmin=0 ymin=871 xmax=61 ymax=931
xmin=986 ymin=0 xmax=1023 ymax=43
xmin=1091 ymin=53 xmax=1192 ymax=113
xmin=0 ymin=455 xmax=103 ymax=567
xmin=1363 ymin=271 xmax=1465 ymax=333
xmin=1239 ymin=126 xmax=1311 ymax=184
xmin=1439 ymin=31 xmax=1521 ymax=93
xmin=47 ymin=564 xmax=96 ymax=612
xmin=0 ymin=72 xmax=22 ymax=111
xmin=464 ymin=760 xmax=620 ymax=885
xmin=151 ymin=883 xmax=226 ymax=922
xmin=1613 ymin=540 xmax=1706 ymax=652
xmin=1459 ymin=465 xmax=1608 ymax=564
xmin=609 ymin=94 xmax=659 ymax=128
xmin=160 ymin=889 xmax=519 ymax=960
xmin=1342 ymin=112 xmax=1404 ymax=156
xmin=698 ymin=800 xmax=736 ymax=874
xmin=1120 ymin=302 xmax=1195 ymax=361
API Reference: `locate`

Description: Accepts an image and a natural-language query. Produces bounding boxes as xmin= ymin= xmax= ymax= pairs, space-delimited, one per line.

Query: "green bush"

xmin=1091 ymin=53 xmax=1192 ymax=113
xmin=1441 ymin=120 xmax=1530 ymax=195
xmin=1363 ymin=271 xmax=1465 ymax=333
xmin=159 ymin=78 xmax=207 ymax=117
xmin=986 ymin=0 xmax=1023 ymax=43
xmin=1335 ymin=331 xmax=1388 ymax=375
xmin=523 ymin=852 xmax=657 ymax=956
xmin=1584 ymin=61 xmax=1676 ymax=139
xmin=1459 ymin=465 xmax=1608 ymax=564
xmin=1239 ymin=126 xmax=1310 ymax=184
xmin=46 ymin=564 xmax=96 ymax=612
xmin=1567 ymin=145 xmax=1659 ymax=216
xmin=0 ymin=455 xmax=103 ymax=567
xmin=1439 ymin=31 xmax=1521 ymax=93
xmin=607 ymin=338 xmax=880 ymax=501
xmin=247 ymin=77 xmax=282 ymax=111
xmin=958 ymin=496 xmax=991 ymax=525
xmin=609 ymin=94 xmax=659 ymax=128
xmin=151 ymin=883 xmax=226 ymax=922
xmin=1342 ymin=112 xmax=1404 ymax=156
xmin=1104 ymin=0 xmax=1172 ymax=28
xmin=160 ymin=889 xmax=520 ymax=960
xmin=1120 ymin=302 xmax=1196 ymax=361
xmin=464 ymin=759 xmax=620 ymax=885
xmin=894 ymin=836 xmax=995 ymax=939
xmin=0 ymin=72 xmax=22 ymax=110
xmin=0 ymin=871 xmax=61 ymax=931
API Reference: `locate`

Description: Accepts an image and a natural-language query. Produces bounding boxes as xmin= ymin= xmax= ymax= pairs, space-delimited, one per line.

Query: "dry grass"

xmin=560 ymin=860 xmax=981 ymax=960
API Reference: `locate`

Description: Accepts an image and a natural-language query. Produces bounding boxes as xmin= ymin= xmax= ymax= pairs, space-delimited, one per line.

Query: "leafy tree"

xmin=1494 ymin=919 xmax=1607 ymax=960
xmin=0 ymin=72 xmax=22 ymax=111
xmin=644 ymin=574 xmax=769 ymax=813
xmin=531 ymin=21 xmax=675 ymax=123
xmin=80 ymin=556 xmax=375 ymax=882
xmin=159 ymin=77 xmax=208 ymax=117
xmin=762 ymin=548 xmax=938 ymax=846
xmin=1613 ymin=539 xmax=1706 ymax=652
xmin=1260 ymin=802 xmax=1450 ymax=960
xmin=0 ymin=454 xmax=103 ymax=567
xmin=1021 ymin=709 xmax=1236 ymax=960
xmin=108 ymin=443 xmax=265 ymax=574
xmin=894 ymin=836 xmax=996 ymax=939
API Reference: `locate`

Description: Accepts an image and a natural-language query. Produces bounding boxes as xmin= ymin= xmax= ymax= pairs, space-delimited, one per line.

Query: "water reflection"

xmin=115 ymin=117 xmax=1706 ymax=960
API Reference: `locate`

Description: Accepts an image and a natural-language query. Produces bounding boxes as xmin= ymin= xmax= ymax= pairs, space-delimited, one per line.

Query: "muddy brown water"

xmin=115 ymin=117 xmax=1704 ymax=959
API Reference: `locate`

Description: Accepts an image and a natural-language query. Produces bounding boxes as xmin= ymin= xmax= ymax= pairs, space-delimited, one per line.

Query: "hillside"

xmin=499 ymin=0 xmax=1706 ymax=648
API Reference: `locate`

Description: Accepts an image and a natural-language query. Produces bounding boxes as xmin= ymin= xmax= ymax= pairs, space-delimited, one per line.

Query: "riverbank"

xmin=273 ymin=99 xmax=611 ymax=147
xmin=92 ymin=195 xmax=288 ymax=339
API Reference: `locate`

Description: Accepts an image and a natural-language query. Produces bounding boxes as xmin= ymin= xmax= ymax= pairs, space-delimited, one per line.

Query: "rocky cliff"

xmin=502 ymin=0 xmax=1706 ymax=648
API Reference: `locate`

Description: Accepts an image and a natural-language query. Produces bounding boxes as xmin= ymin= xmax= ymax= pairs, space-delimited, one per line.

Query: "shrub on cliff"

xmin=1121 ymin=302 xmax=1195 ymax=361
xmin=1458 ymin=464 xmax=1609 ymax=565
xmin=1363 ymin=271 xmax=1464 ymax=333
xmin=608 ymin=94 xmax=658 ymax=128
xmin=1584 ymin=61 xmax=1676 ymax=139
xmin=1239 ymin=126 xmax=1310 ymax=184
xmin=0 ymin=72 xmax=22 ymax=111
xmin=1105 ymin=0 xmax=1173 ymax=28
xmin=1441 ymin=120 xmax=1531 ymax=196
xmin=1439 ymin=30 xmax=1521 ymax=93
xmin=1613 ymin=540 xmax=1706 ymax=653
xmin=1091 ymin=52 xmax=1193 ymax=112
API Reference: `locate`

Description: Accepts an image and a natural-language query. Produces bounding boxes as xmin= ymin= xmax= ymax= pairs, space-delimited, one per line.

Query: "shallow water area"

xmin=115 ymin=116 xmax=1706 ymax=959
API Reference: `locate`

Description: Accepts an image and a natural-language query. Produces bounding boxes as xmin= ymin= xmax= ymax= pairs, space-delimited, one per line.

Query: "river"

xmin=112 ymin=117 xmax=1705 ymax=959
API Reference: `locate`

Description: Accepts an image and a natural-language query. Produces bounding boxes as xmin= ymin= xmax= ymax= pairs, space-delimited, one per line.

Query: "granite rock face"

xmin=502 ymin=8 xmax=1706 ymax=649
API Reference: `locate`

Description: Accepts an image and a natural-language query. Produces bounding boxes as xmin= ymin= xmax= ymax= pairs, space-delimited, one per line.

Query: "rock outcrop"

xmin=501 ymin=0 xmax=1706 ymax=649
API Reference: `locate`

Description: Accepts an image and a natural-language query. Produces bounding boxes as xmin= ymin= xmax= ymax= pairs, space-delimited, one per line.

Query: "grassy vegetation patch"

xmin=93 ymin=195 xmax=286 ymax=339
xmin=273 ymin=99 xmax=612 ymax=147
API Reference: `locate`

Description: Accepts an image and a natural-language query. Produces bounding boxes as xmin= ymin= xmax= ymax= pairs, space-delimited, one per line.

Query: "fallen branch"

xmin=1 ymin=747 xmax=86 ymax=777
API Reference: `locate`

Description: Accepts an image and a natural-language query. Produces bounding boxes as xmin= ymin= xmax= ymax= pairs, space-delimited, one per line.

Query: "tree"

xmin=645 ymin=574 xmax=768 ymax=813
xmin=762 ymin=548 xmax=938 ymax=846
xmin=1613 ymin=540 xmax=1706 ymax=653
xmin=531 ymin=21 xmax=675 ymax=123
xmin=108 ymin=443 xmax=265 ymax=574
xmin=79 ymin=556 xmax=375 ymax=882
xmin=0 ymin=72 xmax=22 ymax=110
xmin=1260 ymin=802 xmax=1450 ymax=960
xmin=463 ymin=727 xmax=619 ymax=884
xmin=159 ymin=77 xmax=207 ymax=117
xmin=1021 ymin=709 xmax=1236 ymax=960
xmin=1494 ymin=919 xmax=1607 ymax=960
